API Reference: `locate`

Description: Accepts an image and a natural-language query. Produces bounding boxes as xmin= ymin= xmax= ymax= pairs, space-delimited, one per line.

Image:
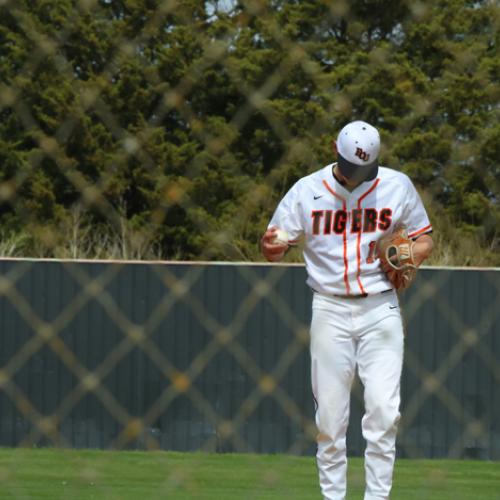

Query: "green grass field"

xmin=0 ymin=448 xmax=498 ymax=499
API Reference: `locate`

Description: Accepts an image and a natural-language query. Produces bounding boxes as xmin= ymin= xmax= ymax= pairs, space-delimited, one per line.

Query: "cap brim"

xmin=337 ymin=154 xmax=378 ymax=182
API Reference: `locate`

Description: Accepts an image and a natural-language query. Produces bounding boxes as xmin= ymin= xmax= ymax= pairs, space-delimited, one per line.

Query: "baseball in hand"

xmin=272 ymin=229 xmax=289 ymax=246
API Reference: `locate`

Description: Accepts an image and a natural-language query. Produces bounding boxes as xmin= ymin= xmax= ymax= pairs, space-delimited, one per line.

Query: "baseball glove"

xmin=377 ymin=228 xmax=417 ymax=290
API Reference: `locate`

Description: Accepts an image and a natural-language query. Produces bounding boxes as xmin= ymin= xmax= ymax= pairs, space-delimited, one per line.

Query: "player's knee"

xmin=382 ymin=407 xmax=401 ymax=432
xmin=365 ymin=399 xmax=401 ymax=432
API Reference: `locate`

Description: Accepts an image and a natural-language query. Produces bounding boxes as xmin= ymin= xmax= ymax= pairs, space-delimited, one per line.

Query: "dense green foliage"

xmin=0 ymin=0 xmax=499 ymax=264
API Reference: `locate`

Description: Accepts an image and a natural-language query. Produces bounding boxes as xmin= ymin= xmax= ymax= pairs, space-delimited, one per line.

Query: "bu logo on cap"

xmin=355 ymin=147 xmax=370 ymax=162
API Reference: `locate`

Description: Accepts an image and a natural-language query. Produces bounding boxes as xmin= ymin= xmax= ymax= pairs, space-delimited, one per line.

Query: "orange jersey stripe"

xmin=342 ymin=222 xmax=350 ymax=295
xmin=358 ymin=179 xmax=380 ymax=203
xmin=408 ymin=224 xmax=432 ymax=239
xmin=323 ymin=180 xmax=350 ymax=294
xmin=355 ymin=179 xmax=381 ymax=294
xmin=322 ymin=180 xmax=345 ymax=203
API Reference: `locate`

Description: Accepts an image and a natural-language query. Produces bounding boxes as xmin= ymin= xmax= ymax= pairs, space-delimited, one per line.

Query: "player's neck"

xmin=332 ymin=165 xmax=362 ymax=191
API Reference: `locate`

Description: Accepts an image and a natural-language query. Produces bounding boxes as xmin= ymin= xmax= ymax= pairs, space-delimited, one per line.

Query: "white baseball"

xmin=273 ymin=229 xmax=289 ymax=246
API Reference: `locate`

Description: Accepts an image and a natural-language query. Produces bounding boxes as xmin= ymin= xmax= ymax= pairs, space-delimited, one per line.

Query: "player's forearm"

xmin=412 ymin=234 xmax=433 ymax=267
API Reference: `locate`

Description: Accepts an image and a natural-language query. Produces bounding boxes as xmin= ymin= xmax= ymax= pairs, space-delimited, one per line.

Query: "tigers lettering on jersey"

xmin=311 ymin=208 xmax=393 ymax=235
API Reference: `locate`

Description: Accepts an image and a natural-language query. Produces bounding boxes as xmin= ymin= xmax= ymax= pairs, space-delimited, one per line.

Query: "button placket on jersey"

xmin=345 ymin=196 xmax=358 ymax=293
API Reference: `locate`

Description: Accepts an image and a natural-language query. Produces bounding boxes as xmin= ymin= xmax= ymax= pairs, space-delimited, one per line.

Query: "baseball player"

xmin=261 ymin=120 xmax=433 ymax=500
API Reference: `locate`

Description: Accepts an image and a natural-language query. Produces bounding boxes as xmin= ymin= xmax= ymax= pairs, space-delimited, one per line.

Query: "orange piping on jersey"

xmin=322 ymin=180 xmax=346 ymax=203
xmin=408 ymin=224 xmax=433 ymax=239
xmin=355 ymin=179 xmax=380 ymax=295
xmin=323 ymin=180 xmax=350 ymax=295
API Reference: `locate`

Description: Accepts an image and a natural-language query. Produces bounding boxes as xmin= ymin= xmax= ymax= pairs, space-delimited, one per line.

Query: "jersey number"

xmin=366 ymin=241 xmax=377 ymax=264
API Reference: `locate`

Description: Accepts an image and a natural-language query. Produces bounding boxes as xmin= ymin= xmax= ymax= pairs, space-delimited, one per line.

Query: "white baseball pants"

xmin=310 ymin=291 xmax=404 ymax=500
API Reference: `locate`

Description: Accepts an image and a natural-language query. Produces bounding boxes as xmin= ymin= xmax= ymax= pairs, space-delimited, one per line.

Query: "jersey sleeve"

xmin=399 ymin=176 xmax=432 ymax=239
xmin=268 ymin=181 xmax=304 ymax=244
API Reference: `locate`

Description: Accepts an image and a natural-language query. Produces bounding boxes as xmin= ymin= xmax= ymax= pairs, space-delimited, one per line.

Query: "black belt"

xmin=329 ymin=289 xmax=393 ymax=299
xmin=333 ymin=293 xmax=368 ymax=299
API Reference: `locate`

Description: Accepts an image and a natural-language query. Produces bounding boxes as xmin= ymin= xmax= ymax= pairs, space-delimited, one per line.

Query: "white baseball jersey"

xmin=269 ymin=164 xmax=432 ymax=296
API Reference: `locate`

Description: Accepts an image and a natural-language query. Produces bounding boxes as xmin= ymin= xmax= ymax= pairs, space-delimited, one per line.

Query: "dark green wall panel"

xmin=0 ymin=260 xmax=498 ymax=459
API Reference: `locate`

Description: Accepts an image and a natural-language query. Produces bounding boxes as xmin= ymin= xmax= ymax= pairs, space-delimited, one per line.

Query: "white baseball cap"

xmin=336 ymin=120 xmax=380 ymax=182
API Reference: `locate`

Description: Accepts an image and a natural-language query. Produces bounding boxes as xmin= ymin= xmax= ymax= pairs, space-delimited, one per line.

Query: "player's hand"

xmin=260 ymin=227 xmax=288 ymax=262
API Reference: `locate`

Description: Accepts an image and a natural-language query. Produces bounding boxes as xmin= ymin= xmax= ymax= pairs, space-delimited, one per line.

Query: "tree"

xmin=0 ymin=0 xmax=498 ymax=264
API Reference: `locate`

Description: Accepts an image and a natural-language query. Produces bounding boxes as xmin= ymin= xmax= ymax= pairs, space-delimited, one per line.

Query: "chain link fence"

xmin=0 ymin=260 xmax=499 ymax=497
xmin=1 ymin=1 xmax=500 ymax=498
